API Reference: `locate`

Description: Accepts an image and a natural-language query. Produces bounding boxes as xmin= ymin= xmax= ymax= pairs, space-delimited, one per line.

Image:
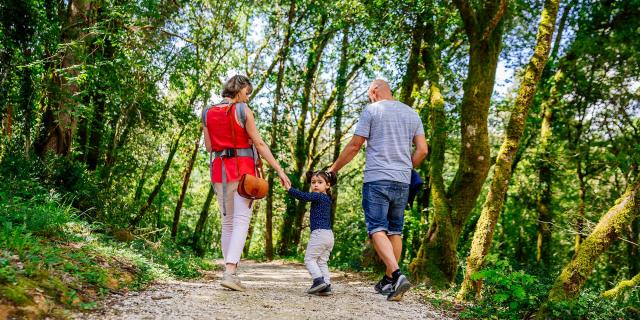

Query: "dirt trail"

xmin=77 ymin=261 xmax=451 ymax=320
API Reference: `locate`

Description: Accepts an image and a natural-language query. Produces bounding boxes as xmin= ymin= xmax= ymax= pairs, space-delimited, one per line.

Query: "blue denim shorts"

xmin=362 ymin=180 xmax=410 ymax=236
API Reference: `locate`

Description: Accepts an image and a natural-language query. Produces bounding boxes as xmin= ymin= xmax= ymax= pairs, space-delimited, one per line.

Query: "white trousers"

xmin=214 ymin=182 xmax=253 ymax=265
xmin=304 ymin=229 xmax=334 ymax=283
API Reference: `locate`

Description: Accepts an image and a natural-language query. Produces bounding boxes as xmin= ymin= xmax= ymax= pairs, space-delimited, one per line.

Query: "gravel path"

xmin=76 ymin=261 xmax=450 ymax=320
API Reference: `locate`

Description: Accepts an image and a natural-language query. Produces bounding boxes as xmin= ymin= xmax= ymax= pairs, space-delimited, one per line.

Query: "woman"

xmin=202 ymin=75 xmax=290 ymax=291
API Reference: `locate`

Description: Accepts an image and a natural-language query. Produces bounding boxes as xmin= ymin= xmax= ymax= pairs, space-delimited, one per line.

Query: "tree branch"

xmin=482 ymin=0 xmax=508 ymax=41
xmin=453 ymin=0 xmax=479 ymax=38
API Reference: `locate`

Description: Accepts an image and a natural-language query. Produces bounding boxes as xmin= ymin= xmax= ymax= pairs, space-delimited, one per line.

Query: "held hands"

xmin=278 ymin=170 xmax=292 ymax=190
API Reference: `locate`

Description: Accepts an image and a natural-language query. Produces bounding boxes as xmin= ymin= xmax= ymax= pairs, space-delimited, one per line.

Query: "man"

xmin=329 ymin=79 xmax=428 ymax=301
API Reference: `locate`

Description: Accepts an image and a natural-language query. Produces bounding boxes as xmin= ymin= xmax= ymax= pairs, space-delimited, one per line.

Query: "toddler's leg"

xmin=317 ymin=230 xmax=335 ymax=284
xmin=305 ymin=230 xmax=324 ymax=280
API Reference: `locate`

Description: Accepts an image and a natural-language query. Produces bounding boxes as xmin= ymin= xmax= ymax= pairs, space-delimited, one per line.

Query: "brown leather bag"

xmin=237 ymin=157 xmax=268 ymax=199
xmin=228 ymin=103 xmax=269 ymax=200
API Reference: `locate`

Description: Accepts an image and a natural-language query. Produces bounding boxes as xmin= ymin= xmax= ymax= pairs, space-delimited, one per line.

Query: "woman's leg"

xmin=214 ymin=182 xmax=237 ymax=262
xmin=224 ymin=189 xmax=253 ymax=273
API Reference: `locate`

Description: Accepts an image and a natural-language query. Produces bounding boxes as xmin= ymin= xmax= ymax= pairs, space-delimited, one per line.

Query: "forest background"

xmin=0 ymin=0 xmax=639 ymax=318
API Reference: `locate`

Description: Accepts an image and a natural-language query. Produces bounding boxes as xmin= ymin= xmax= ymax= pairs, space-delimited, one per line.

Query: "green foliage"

xmin=0 ymin=162 xmax=213 ymax=316
xmin=460 ymin=257 xmax=639 ymax=319
xmin=460 ymin=257 xmax=547 ymax=320
xmin=0 ymin=0 xmax=639 ymax=317
xmin=544 ymin=289 xmax=633 ymax=320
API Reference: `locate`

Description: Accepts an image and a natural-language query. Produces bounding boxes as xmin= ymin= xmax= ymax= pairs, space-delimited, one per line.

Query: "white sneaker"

xmin=221 ymin=272 xmax=246 ymax=292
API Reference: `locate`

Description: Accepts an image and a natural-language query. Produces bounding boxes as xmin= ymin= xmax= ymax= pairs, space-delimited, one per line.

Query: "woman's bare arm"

xmin=203 ymin=126 xmax=212 ymax=152
xmin=243 ymin=107 xmax=291 ymax=187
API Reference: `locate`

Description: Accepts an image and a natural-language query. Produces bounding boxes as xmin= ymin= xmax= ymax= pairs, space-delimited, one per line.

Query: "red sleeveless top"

xmin=205 ymin=103 xmax=256 ymax=183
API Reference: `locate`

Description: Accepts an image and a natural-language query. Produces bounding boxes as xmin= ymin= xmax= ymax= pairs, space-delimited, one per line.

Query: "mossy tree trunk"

xmin=541 ymin=181 xmax=639 ymax=309
xmin=409 ymin=0 xmax=508 ymax=287
xmin=457 ymin=0 xmax=561 ymax=299
xmin=408 ymin=8 xmax=447 ymax=281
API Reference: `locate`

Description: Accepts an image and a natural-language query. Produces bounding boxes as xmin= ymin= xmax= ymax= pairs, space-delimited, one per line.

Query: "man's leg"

xmin=387 ymin=181 xmax=409 ymax=265
xmin=363 ymin=181 xmax=398 ymax=293
xmin=371 ymin=231 xmax=400 ymax=277
xmin=388 ymin=234 xmax=402 ymax=262
xmin=384 ymin=182 xmax=412 ymax=301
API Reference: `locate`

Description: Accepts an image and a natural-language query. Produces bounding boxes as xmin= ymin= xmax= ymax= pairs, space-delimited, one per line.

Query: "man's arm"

xmin=329 ymin=135 xmax=366 ymax=173
xmin=412 ymin=134 xmax=428 ymax=168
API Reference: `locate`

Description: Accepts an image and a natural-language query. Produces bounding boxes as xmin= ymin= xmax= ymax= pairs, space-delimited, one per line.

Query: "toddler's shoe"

xmin=307 ymin=277 xmax=328 ymax=294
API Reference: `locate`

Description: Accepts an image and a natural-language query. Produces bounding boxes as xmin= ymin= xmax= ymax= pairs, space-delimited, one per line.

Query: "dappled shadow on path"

xmin=77 ymin=261 xmax=450 ymax=320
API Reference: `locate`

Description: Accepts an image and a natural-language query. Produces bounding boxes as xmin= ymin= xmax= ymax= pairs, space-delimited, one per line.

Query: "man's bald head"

xmin=368 ymin=79 xmax=394 ymax=103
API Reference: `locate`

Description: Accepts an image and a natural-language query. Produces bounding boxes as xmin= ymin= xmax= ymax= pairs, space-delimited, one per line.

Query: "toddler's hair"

xmin=305 ymin=170 xmax=337 ymax=186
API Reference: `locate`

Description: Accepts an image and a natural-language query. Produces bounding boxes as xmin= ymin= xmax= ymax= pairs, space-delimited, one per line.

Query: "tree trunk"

xmin=86 ymin=91 xmax=106 ymax=170
xmin=35 ymin=0 xmax=89 ymax=157
xmin=410 ymin=0 xmax=507 ymax=287
xmin=171 ymin=130 xmax=201 ymax=240
xmin=130 ymin=128 xmax=185 ymax=228
xmin=279 ymin=15 xmax=331 ymax=255
xmin=575 ymin=164 xmax=587 ymax=251
xmin=536 ymin=68 xmax=564 ymax=265
xmin=330 ymin=26 xmax=351 ymax=226
xmin=539 ymin=181 xmax=639 ymax=313
xmin=134 ymin=160 xmax=150 ymax=201
xmin=629 ymin=217 xmax=640 ymax=277
xmin=399 ymin=19 xmax=426 ymax=106
xmin=3 ymin=105 xmax=12 ymax=138
xmin=532 ymin=9 xmax=573 ymax=252
xmin=264 ymin=0 xmax=296 ymax=261
xmin=192 ymin=185 xmax=216 ymax=256
xmin=457 ymin=0 xmax=561 ymax=299
xmin=409 ymin=14 xmax=450 ymax=286
xmin=85 ymin=16 xmax=114 ymax=170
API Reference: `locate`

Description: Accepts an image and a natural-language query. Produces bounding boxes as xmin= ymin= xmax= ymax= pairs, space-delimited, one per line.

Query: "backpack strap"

xmin=201 ymin=105 xmax=211 ymax=128
xmin=235 ymin=103 xmax=247 ymax=128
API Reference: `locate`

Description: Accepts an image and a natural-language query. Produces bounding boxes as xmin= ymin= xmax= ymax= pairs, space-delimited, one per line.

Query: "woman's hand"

xmin=279 ymin=170 xmax=292 ymax=190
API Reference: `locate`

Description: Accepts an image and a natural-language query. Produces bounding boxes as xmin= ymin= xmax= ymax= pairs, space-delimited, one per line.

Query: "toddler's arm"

xmin=288 ymin=187 xmax=324 ymax=203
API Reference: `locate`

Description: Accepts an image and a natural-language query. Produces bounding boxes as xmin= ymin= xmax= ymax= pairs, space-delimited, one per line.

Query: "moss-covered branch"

xmin=545 ymin=181 xmax=640 ymax=303
xmin=602 ymin=272 xmax=640 ymax=298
